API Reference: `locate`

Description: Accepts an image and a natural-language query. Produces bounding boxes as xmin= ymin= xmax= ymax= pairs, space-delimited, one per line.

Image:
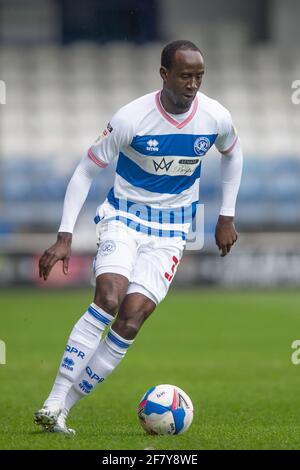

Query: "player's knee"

xmin=113 ymin=318 xmax=141 ymax=339
xmin=93 ymin=295 xmax=119 ymax=316
xmin=94 ymin=274 xmax=129 ymax=315
xmin=114 ymin=307 xmax=154 ymax=339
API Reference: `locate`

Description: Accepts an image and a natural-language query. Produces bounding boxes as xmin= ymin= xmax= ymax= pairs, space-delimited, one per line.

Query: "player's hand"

xmin=215 ymin=215 xmax=238 ymax=257
xmin=39 ymin=232 xmax=72 ymax=280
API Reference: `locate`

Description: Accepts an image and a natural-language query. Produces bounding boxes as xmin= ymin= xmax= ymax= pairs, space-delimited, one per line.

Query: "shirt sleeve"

xmin=219 ymin=137 xmax=243 ymax=217
xmin=58 ymin=153 xmax=104 ymax=233
xmin=87 ymin=110 xmax=134 ymax=168
xmin=214 ymin=107 xmax=238 ymax=154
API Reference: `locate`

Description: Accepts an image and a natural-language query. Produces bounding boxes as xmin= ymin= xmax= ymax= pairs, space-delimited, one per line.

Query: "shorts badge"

xmin=99 ymin=240 xmax=116 ymax=256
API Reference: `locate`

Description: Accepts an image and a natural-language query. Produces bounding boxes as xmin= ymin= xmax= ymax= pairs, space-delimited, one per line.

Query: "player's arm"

xmin=39 ymin=153 xmax=106 ymax=280
xmin=215 ymin=137 xmax=243 ymax=256
xmin=39 ymin=113 xmax=134 ymax=280
xmin=214 ymin=108 xmax=243 ymax=257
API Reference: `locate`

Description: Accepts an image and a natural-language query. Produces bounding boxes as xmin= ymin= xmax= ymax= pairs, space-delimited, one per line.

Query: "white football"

xmin=137 ymin=384 xmax=194 ymax=435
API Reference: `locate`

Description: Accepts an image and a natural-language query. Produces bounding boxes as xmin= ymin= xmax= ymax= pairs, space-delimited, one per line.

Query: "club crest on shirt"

xmin=99 ymin=240 xmax=116 ymax=256
xmin=194 ymin=136 xmax=211 ymax=156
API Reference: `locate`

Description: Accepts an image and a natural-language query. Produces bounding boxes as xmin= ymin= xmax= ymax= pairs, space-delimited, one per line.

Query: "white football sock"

xmin=64 ymin=328 xmax=134 ymax=413
xmin=64 ymin=387 xmax=83 ymax=415
xmin=44 ymin=303 xmax=114 ymax=409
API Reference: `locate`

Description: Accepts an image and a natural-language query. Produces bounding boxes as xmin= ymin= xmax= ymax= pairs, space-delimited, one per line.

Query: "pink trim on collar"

xmin=155 ymin=91 xmax=198 ymax=129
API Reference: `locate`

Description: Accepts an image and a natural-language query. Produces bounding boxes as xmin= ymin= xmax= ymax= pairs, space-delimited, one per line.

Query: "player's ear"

xmin=160 ymin=66 xmax=168 ymax=83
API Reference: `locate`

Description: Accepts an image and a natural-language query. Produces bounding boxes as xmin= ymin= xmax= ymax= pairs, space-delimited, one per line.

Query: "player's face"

xmin=160 ymin=49 xmax=204 ymax=112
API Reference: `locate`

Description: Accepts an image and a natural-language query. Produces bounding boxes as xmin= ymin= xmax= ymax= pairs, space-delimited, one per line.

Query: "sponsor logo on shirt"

xmin=153 ymin=157 xmax=173 ymax=172
xmin=172 ymin=158 xmax=201 ymax=175
xmin=172 ymin=166 xmax=193 ymax=175
xmin=178 ymin=159 xmax=199 ymax=164
xmin=147 ymin=139 xmax=159 ymax=152
xmin=95 ymin=122 xmax=113 ymax=142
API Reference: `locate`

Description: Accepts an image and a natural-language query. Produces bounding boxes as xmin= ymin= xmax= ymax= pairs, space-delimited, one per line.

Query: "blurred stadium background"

xmin=0 ymin=0 xmax=299 ymax=289
xmin=2 ymin=0 xmax=300 ymax=452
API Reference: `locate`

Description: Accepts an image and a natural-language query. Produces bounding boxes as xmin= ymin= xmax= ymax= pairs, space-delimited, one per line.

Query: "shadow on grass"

xmin=27 ymin=429 xmax=145 ymax=438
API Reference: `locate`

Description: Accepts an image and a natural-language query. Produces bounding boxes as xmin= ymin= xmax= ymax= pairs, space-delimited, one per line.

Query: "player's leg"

xmin=35 ymin=220 xmax=138 ymax=433
xmin=64 ymin=292 xmax=156 ymax=415
xmin=112 ymin=292 xmax=156 ymax=339
xmin=45 ymin=274 xmax=127 ymax=403
xmin=64 ymin=236 xmax=184 ymax=415
xmin=34 ymin=273 xmax=129 ymax=434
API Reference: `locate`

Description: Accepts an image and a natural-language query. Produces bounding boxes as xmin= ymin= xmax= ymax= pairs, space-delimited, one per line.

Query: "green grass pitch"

xmin=1 ymin=288 xmax=300 ymax=450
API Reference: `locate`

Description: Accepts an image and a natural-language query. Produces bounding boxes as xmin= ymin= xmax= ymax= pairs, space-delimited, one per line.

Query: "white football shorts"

xmin=92 ymin=203 xmax=185 ymax=305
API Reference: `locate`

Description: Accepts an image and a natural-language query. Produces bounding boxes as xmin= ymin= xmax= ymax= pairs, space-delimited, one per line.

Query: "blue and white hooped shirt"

xmin=88 ymin=90 xmax=238 ymax=239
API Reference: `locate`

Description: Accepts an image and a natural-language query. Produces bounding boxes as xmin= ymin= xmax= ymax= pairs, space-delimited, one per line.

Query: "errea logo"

xmin=147 ymin=139 xmax=159 ymax=152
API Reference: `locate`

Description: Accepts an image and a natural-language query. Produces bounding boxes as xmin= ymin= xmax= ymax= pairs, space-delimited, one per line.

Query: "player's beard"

xmin=162 ymin=88 xmax=194 ymax=113
xmin=175 ymin=97 xmax=193 ymax=112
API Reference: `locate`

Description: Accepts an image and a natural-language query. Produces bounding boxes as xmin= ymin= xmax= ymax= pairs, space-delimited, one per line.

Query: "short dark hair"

xmin=161 ymin=40 xmax=203 ymax=70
